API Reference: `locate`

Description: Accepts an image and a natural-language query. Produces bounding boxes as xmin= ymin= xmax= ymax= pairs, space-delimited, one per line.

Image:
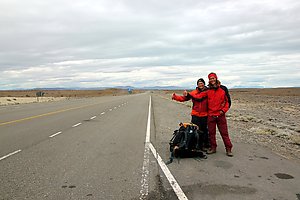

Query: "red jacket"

xmin=172 ymin=87 xmax=208 ymax=117
xmin=189 ymin=85 xmax=231 ymax=116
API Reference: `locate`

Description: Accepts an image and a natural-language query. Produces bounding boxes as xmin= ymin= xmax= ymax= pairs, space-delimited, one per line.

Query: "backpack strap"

xmin=220 ymin=85 xmax=231 ymax=108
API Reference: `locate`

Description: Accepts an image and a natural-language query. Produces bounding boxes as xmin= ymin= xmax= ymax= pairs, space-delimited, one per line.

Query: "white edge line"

xmin=72 ymin=123 xmax=82 ymax=127
xmin=145 ymin=96 xmax=151 ymax=143
xmin=49 ymin=131 xmax=62 ymax=138
xmin=140 ymin=95 xmax=188 ymax=200
xmin=140 ymin=96 xmax=152 ymax=199
xmin=90 ymin=116 xmax=97 ymax=120
xmin=101 ymin=112 xmax=105 ymax=115
xmin=140 ymin=143 xmax=151 ymax=199
xmin=149 ymin=143 xmax=188 ymax=200
xmin=0 ymin=149 xmax=22 ymax=161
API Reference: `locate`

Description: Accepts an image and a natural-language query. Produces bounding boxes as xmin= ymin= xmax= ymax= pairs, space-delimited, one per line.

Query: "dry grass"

xmin=160 ymin=87 xmax=300 ymax=97
xmin=0 ymin=88 xmax=143 ymax=98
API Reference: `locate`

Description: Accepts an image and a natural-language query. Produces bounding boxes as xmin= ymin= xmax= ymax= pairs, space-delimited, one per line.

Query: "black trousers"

xmin=191 ymin=115 xmax=210 ymax=148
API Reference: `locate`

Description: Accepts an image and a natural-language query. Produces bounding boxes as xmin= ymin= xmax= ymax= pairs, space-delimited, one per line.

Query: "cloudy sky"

xmin=1 ymin=0 xmax=300 ymax=89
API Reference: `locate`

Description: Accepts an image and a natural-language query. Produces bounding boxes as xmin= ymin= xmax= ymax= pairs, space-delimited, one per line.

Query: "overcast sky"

xmin=1 ymin=0 xmax=300 ymax=89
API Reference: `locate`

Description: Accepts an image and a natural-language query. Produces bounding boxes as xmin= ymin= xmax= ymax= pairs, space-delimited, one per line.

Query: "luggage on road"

xmin=166 ymin=123 xmax=207 ymax=164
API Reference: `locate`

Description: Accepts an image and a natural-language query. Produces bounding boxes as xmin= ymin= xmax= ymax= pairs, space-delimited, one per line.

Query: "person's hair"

xmin=209 ymin=79 xmax=221 ymax=88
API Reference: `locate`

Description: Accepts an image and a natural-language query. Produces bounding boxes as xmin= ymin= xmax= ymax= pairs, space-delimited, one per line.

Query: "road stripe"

xmin=72 ymin=123 xmax=82 ymax=127
xmin=0 ymin=150 xmax=22 ymax=161
xmin=0 ymin=102 xmax=103 ymax=127
xmin=49 ymin=131 xmax=62 ymax=138
xmin=140 ymin=96 xmax=152 ymax=199
xmin=149 ymin=143 xmax=188 ymax=200
xmin=140 ymin=96 xmax=188 ymax=200
xmin=90 ymin=116 xmax=97 ymax=120
xmin=109 ymin=109 xmax=112 ymax=111
xmin=101 ymin=112 xmax=105 ymax=115
xmin=145 ymin=97 xmax=151 ymax=143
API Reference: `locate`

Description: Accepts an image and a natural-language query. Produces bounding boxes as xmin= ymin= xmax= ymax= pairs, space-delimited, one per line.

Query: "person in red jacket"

xmin=187 ymin=72 xmax=233 ymax=157
xmin=171 ymin=78 xmax=210 ymax=150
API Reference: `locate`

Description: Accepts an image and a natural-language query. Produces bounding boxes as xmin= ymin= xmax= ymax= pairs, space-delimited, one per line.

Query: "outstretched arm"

xmin=171 ymin=92 xmax=191 ymax=102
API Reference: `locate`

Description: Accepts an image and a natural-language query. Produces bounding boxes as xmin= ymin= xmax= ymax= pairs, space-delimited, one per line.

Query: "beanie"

xmin=197 ymin=78 xmax=205 ymax=85
xmin=208 ymin=72 xmax=218 ymax=79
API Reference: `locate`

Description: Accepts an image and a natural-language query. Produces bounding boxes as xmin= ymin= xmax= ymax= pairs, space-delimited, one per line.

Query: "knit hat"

xmin=208 ymin=72 xmax=218 ymax=79
xmin=197 ymin=78 xmax=205 ymax=85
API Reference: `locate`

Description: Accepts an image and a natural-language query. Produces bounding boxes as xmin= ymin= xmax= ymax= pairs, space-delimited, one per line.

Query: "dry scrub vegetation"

xmin=160 ymin=88 xmax=300 ymax=160
xmin=0 ymin=88 xmax=142 ymax=105
xmin=0 ymin=88 xmax=142 ymax=98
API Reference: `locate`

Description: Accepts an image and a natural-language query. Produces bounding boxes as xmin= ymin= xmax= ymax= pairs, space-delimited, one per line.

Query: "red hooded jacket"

xmin=172 ymin=87 xmax=208 ymax=117
xmin=189 ymin=84 xmax=231 ymax=116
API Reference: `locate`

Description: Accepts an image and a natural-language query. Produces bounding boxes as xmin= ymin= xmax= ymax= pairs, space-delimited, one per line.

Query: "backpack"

xmin=166 ymin=123 xmax=207 ymax=164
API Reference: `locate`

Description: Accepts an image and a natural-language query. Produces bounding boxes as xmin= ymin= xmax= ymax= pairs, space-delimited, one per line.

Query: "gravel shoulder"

xmin=153 ymin=89 xmax=300 ymax=161
xmin=150 ymin=90 xmax=300 ymax=200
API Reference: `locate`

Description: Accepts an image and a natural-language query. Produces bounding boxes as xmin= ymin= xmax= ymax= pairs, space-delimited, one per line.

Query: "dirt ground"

xmin=156 ymin=88 xmax=300 ymax=161
xmin=0 ymin=89 xmax=142 ymax=106
xmin=0 ymin=88 xmax=141 ymax=98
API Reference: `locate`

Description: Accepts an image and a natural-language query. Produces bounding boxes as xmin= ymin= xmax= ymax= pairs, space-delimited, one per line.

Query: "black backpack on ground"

xmin=166 ymin=123 xmax=207 ymax=164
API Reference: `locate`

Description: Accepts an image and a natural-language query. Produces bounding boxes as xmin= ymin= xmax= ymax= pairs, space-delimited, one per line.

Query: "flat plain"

xmin=160 ymin=87 xmax=300 ymax=160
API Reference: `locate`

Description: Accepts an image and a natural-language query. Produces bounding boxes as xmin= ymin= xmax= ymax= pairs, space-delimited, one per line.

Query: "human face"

xmin=197 ymin=82 xmax=205 ymax=89
xmin=209 ymin=76 xmax=217 ymax=86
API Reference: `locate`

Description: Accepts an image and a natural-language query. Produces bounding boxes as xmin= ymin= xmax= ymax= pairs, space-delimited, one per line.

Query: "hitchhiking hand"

xmin=183 ymin=90 xmax=188 ymax=96
xmin=172 ymin=93 xmax=176 ymax=100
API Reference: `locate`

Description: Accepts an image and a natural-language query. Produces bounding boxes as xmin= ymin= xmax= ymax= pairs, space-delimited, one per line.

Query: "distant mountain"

xmin=231 ymin=85 xmax=264 ymax=89
xmin=4 ymin=85 xmax=193 ymax=91
xmin=138 ymin=86 xmax=190 ymax=90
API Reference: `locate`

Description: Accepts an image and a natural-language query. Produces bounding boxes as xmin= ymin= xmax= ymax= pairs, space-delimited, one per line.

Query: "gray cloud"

xmin=0 ymin=0 xmax=300 ymax=89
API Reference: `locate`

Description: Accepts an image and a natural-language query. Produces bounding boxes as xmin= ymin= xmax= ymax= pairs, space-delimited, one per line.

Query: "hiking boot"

xmin=226 ymin=149 xmax=233 ymax=157
xmin=207 ymin=148 xmax=216 ymax=154
xmin=201 ymin=147 xmax=209 ymax=153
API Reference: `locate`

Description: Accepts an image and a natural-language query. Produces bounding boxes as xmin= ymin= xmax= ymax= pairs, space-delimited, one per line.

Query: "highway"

xmin=0 ymin=93 xmax=166 ymax=200
xmin=1 ymin=93 xmax=300 ymax=200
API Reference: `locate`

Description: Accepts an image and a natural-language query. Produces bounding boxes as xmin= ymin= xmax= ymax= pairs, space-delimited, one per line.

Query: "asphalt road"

xmin=0 ymin=93 xmax=162 ymax=200
xmin=1 ymin=93 xmax=300 ymax=200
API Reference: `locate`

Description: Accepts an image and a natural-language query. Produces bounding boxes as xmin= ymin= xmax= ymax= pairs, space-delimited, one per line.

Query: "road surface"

xmin=0 ymin=93 xmax=299 ymax=200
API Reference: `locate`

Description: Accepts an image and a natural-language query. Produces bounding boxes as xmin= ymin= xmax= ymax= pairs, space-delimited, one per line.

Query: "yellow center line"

xmin=0 ymin=102 xmax=100 ymax=127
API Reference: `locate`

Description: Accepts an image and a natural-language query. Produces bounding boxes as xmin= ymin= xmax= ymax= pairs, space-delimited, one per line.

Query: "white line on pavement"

xmin=72 ymin=123 xmax=82 ymax=127
xmin=0 ymin=150 xmax=22 ymax=161
xmin=139 ymin=96 xmax=188 ymax=200
xmin=109 ymin=109 xmax=112 ymax=111
xmin=140 ymin=96 xmax=152 ymax=199
xmin=90 ymin=116 xmax=97 ymax=120
xmin=49 ymin=131 xmax=62 ymax=138
xmin=149 ymin=143 xmax=188 ymax=200
xmin=101 ymin=112 xmax=105 ymax=115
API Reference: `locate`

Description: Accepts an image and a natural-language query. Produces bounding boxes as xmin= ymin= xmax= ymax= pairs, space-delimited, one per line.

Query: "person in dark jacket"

xmin=171 ymin=78 xmax=210 ymax=150
xmin=188 ymin=73 xmax=233 ymax=157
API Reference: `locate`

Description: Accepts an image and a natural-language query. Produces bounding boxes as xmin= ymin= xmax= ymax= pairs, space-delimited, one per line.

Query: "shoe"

xmin=226 ymin=149 xmax=233 ymax=157
xmin=207 ymin=148 xmax=216 ymax=154
xmin=201 ymin=147 xmax=209 ymax=153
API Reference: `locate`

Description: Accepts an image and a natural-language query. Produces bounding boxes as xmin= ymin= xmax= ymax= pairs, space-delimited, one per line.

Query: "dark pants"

xmin=191 ymin=115 xmax=210 ymax=149
xmin=207 ymin=115 xmax=233 ymax=150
